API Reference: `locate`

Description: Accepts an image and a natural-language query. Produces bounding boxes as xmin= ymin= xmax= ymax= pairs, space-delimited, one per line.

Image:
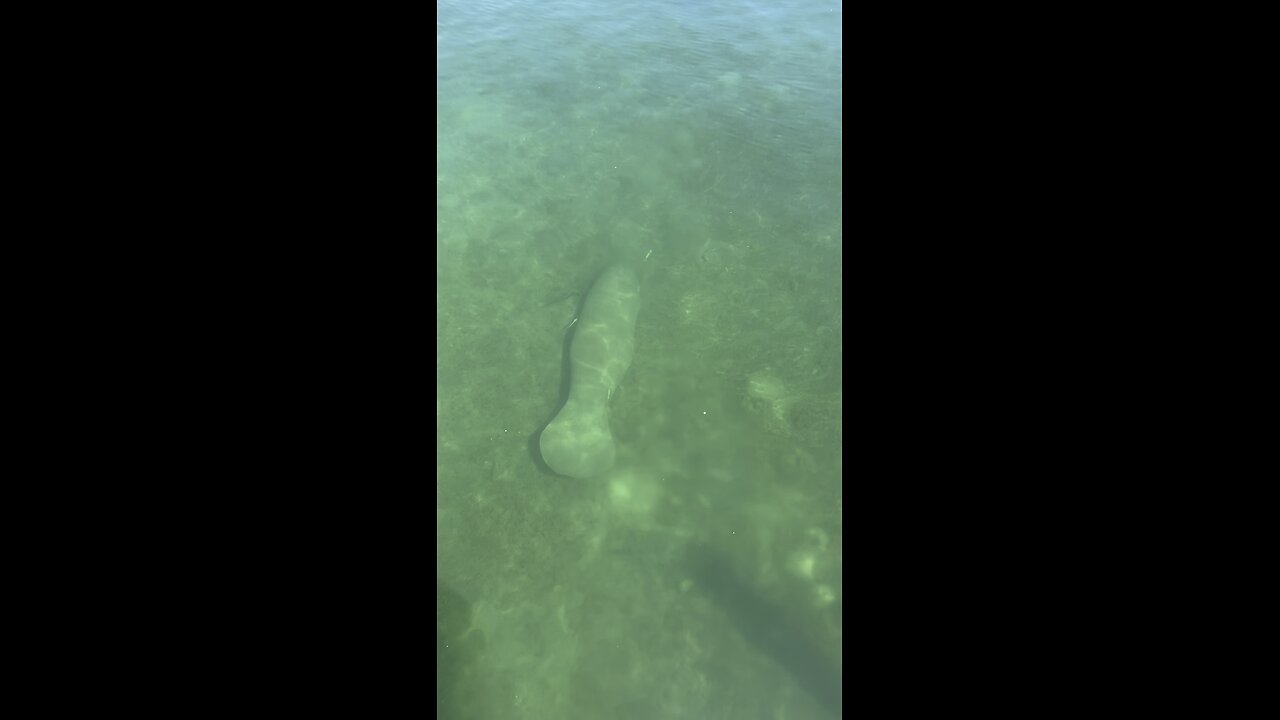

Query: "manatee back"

xmin=539 ymin=263 xmax=640 ymax=479
xmin=568 ymin=264 xmax=640 ymax=400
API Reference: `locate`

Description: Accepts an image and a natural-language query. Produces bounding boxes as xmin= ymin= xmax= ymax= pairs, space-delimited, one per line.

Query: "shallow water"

xmin=437 ymin=1 xmax=841 ymax=717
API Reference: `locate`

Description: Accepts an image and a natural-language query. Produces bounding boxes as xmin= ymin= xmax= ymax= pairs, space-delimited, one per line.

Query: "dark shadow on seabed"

xmin=685 ymin=544 xmax=843 ymax=718
xmin=529 ymin=278 xmax=591 ymax=476
xmin=438 ymin=579 xmax=497 ymax=720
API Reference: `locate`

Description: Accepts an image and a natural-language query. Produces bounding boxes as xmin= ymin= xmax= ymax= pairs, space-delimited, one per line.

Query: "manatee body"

xmin=540 ymin=264 xmax=640 ymax=479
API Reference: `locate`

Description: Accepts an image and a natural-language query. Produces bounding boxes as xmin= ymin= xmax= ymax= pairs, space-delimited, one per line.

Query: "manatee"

xmin=540 ymin=263 xmax=640 ymax=479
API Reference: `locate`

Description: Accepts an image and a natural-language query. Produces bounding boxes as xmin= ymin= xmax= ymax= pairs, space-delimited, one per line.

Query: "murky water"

xmin=438 ymin=2 xmax=841 ymax=717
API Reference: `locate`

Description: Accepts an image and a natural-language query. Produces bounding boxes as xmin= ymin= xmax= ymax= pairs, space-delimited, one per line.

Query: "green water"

xmin=437 ymin=1 xmax=841 ymax=717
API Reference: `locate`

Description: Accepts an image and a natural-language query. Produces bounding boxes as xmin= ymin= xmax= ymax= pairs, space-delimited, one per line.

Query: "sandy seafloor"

xmin=438 ymin=1 xmax=842 ymax=717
